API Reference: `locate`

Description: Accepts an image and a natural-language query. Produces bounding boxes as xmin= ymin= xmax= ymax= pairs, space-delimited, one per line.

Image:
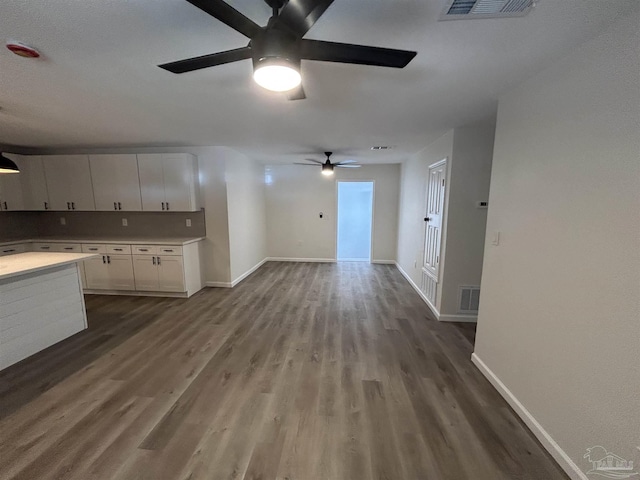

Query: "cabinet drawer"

xmin=53 ymin=243 xmax=81 ymax=253
xmin=133 ymin=245 xmax=158 ymax=255
xmin=82 ymin=244 xmax=106 ymax=254
xmin=157 ymin=245 xmax=183 ymax=256
xmin=106 ymin=244 xmax=132 ymax=255
xmin=0 ymin=244 xmax=27 ymax=256
xmin=32 ymin=243 xmax=54 ymax=251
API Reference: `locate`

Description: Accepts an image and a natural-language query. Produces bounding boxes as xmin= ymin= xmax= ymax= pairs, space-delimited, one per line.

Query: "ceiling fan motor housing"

xmin=251 ymin=28 xmax=300 ymax=67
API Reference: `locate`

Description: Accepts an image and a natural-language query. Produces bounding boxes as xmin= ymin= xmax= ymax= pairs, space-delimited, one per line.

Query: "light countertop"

xmin=0 ymin=237 xmax=205 ymax=248
xmin=0 ymin=252 xmax=99 ymax=281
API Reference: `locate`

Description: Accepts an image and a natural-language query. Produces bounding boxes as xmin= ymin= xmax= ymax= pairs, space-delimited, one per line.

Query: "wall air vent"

xmin=458 ymin=286 xmax=481 ymax=313
xmin=440 ymin=0 xmax=534 ymax=20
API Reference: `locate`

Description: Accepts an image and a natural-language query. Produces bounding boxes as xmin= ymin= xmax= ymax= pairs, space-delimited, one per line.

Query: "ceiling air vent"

xmin=440 ymin=0 xmax=534 ymax=20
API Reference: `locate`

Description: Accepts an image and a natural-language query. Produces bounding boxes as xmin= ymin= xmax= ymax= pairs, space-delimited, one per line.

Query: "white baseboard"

xmin=371 ymin=259 xmax=396 ymax=264
xmin=439 ymin=314 xmax=477 ymax=323
xmin=230 ymin=258 xmax=268 ymax=287
xmin=394 ymin=262 xmax=440 ymax=319
xmin=266 ymin=257 xmax=336 ymax=263
xmin=205 ymin=281 xmax=232 ymax=288
xmin=471 ymin=353 xmax=588 ymax=480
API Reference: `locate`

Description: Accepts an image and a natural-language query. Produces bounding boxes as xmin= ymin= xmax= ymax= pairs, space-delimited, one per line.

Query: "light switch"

xmin=492 ymin=231 xmax=500 ymax=246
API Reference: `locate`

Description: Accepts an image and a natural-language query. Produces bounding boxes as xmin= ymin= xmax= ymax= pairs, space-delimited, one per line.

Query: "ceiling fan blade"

xmin=303 ymin=158 xmax=324 ymax=164
xmin=275 ymin=0 xmax=335 ymax=37
xmin=336 ymin=164 xmax=361 ymax=168
xmin=300 ymin=39 xmax=416 ymax=68
xmin=334 ymin=159 xmax=357 ymax=165
xmin=286 ymin=84 xmax=306 ymax=100
xmin=159 ymin=46 xmax=252 ymax=73
xmin=186 ymin=0 xmax=261 ymax=38
xmin=294 ymin=162 xmax=319 ymax=166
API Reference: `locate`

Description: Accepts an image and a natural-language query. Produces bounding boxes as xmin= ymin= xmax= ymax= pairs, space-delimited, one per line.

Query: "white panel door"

xmin=157 ymin=255 xmax=185 ymax=292
xmin=0 ymin=156 xmax=24 ymax=211
xmin=162 ymin=154 xmax=195 ymax=212
xmin=423 ymin=159 xmax=447 ymax=280
xmin=18 ymin=156 xmax=50 ymax=211
xmin=43 ymin=155 xmax=96 ymax=211
xmin=132 ymin=255 xmax=159 ymax=291
xmin=106 ymin=254 xmax=135 ymax=290
xmin=137 ymin=154 xmax=166 ymax=212
xmin=89 ymin=154 xmax=142 ymax=211
xmin=84 ymin=256 xmax=110 ymax=289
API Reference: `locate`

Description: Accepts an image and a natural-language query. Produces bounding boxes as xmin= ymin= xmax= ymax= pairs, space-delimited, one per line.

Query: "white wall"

xmin=440 ymin=119 xmax=495 ymax=316
xmin=225 ymin=149 xmax=268 ymax=283
xmin=473 ymin=9 xmax=640 ymax=480
xmin=265 ymin=164 xmax=400 ymax=262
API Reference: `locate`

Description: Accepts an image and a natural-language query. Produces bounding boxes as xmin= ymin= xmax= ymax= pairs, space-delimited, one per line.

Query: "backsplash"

xmin=0 ymin=210 xmax=205 ymax=241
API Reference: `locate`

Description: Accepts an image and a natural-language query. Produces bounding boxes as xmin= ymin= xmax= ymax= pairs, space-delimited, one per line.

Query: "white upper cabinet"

xmin=43 ymin=155 xmax=96 ymax=211
xmin=89 ymin=154 xmax=142 ymax=211
xmin=137 ymin=153 xmax=200 ymax=212
xmin=0 ymin=154 xmax=24 ymax=211
xmin=18 ymin=156 xmax=50 ymax=211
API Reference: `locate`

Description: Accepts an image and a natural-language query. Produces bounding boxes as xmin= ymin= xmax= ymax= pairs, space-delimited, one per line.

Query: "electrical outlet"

xmin=122 ymin=218 xmax=128 ymax=227
xmin=186 ymin=219 xmax=192 ymax=227
xmin=60 ymin=217 xmax=66 ymax=226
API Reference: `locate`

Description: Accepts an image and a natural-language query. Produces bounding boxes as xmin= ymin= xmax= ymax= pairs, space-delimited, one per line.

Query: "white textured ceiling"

xmin=0 ymin=0 xmax=636 ymax=164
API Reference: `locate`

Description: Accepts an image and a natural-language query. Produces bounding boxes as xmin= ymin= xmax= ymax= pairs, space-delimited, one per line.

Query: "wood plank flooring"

xmin=0 ymin=262 xmax=568 ymax=480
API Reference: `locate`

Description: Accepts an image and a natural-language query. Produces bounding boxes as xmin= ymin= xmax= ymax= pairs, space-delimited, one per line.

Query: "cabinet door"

xmin=157 ymin=255 xmax=185 ymax=292
xmin=137 ymin=154 xmax=165 ymax=212
xmin=132 ymin=255 xmax=159 ymax=291
xmin=162 ymin=154 xmax=197 ymax=212
xmin=84 ymin=256 xmax=110 ymax=289
xmin=89 ymin=154 xmax=142 ymax=211
xmin=107 ymin=254 xmax=135 ymax=291
xmin=43 ymin=155 xmax=96 ymax=211
xmin=0 ymin=154 xmax=24 ymax=210
xmin=18 ymin=156 xmax=50 ymax=211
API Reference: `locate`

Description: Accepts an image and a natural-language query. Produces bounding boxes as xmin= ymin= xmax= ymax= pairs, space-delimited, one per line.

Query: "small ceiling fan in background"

xmin=295 ymin=151 xmax=360 ymax=175
xmin=159 ymin=0 xmax=417 ymax=99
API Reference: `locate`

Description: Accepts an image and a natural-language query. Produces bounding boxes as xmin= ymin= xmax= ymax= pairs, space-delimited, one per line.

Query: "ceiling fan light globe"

xmin=321 ymin=163 xmax=334 ymax=175
xmin=253 ymin=58 xmax=301 ymax=92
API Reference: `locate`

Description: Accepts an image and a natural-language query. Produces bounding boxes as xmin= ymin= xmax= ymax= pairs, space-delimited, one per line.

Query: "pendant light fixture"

xmin=0 ymin=153 xmax=20 ymax=174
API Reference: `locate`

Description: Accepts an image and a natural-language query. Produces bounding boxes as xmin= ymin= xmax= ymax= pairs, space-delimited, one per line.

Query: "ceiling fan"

xmin=295 ymin=151 xmax=360 ymax=175
xmin=159 ymin=0 xmax=417 ymax=99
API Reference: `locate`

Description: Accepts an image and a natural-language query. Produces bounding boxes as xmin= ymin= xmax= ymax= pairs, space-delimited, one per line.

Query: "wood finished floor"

xmin=0 ymin=262 xmax=568 ymax=480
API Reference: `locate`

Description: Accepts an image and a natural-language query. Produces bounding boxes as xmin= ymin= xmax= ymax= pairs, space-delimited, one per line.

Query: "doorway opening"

xmin=337 ymin=181 xmax=374 ymax=262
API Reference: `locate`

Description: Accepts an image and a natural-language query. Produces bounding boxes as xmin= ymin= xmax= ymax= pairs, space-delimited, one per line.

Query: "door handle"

xmin=424 ymin=217 xmax=430 ymax=222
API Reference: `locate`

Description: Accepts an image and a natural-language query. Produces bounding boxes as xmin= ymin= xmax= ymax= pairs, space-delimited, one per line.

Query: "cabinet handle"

xmin=89 ymin=247 xmax=98 ymax=251
xmin=3 ymin=249 xmax=16 ymax=253
xmin=139 ymin=248 xmax=148 ymax=252
xmin=152 ymin=256 xmax=156 ymax=265
xmin=102 ymin=255 xmax=106 ymax=264
xmin=44 ymin=202 xmax=49 ymax=210
xmin=114 ymin=202 xmax=117 ymax=210
xmin=67 ymin=202 xmax=71 ymax=210
xmin=40 ymin=246 xmax=50 ymax=250
xmin=161 ymin=202 xmax=165 ymax=210
xmin=72 ymin=202 xmax=75 ymax=210
xmin=118 ymin=202 xmax=122 ymax=210
xmin=64 ymin=247 xmax=73 ymax=250
xmin=114 ymin=248 xmax=123 ymax=251
xmin=107 ymin=255 xmax=111 ymax=264
xmin=157 ymin=256 xmax=161 ymax=265
xmin=2 ymin=201 xmax=7 ymax=210
xmin=166 ymin=202 xmax=170 ymax=210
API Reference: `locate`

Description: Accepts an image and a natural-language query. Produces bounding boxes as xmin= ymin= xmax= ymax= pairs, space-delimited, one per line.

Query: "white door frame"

xmin=335 ymin=180 xmax=375 ymax=262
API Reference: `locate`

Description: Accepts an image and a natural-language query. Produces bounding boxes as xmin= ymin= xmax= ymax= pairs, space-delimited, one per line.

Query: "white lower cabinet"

xmin=83 ymin=249 xmax=135 ymax=291
xmin=133 ymin=253 xmax=185 ymax=292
